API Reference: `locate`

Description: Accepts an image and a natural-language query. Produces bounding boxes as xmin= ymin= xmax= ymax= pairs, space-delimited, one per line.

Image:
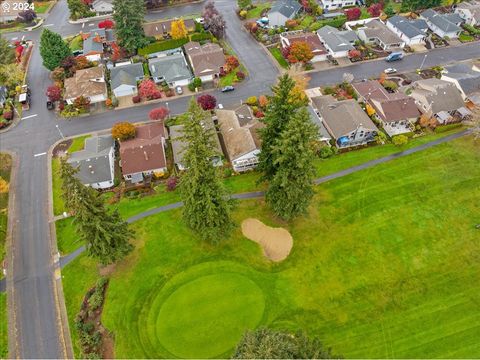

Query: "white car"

xmin=384 ymin=68 xmax=397 ymax=74
xmin=175 ymin=86 xmax=183 ymax=95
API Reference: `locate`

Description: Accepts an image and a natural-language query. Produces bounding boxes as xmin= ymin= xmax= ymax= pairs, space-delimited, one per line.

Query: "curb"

xmin=68 ymin=13 xmax=112 ymax=24
xmin=148 ymin=0 xmax=205 ymax=12
xmin=25 ymin=18 xmax=44 ymax=31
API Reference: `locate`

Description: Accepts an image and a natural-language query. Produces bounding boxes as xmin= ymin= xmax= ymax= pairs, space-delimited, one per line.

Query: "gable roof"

xmin=92 ymin=0 xmax=113 ymax=12
xmin=387 ymin=15 xmax=428 ymax=38
xmin=184 ymin=41 xmax=225 ymax=77
xmin=83 ymin=35 xmax=104 ymax=54
xmin=421 ymin=9 xmax=463 ymax=33
xmin=67 ymin=135 xmax=114 ymax=185
xmin=456 ymin=0 xmax=480 ymax=22
xmin=281 ymin=32 xmax=328 ymax=56
xmin=360 ymin=19 xmax=403 ymax=45
xmin=442 ymin=63 xmax=480 ymax=95
xmin=409 ymin=78 xmax=465 ymax=113
xmin=64 ymin=65 xmax=107 ymax=100
xmin=269 ymin=0 xmax=301 ymax=19
xmin=143 ymin=18 xmax=195 ymax=37
xmin=317 ymin=25 xmax=357 ymax=53
xmin=110 ymin=63 xmax=144 ymax=90
xmin=148 ymin=52 xmax=192 ymax=83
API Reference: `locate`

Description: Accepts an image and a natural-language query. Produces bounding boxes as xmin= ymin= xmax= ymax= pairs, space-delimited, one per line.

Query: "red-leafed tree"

xmin=225 ymin=55 xmax=239 ymax=72
xmin=15 ymin=45 xmax=24 ymax=62
xmin=46 ymin=85 xmax=62 ymax=101
xmin=287 ymin=41 xmax=313 ymax=64
xmin=348 ymin=49 xmax=361 ymax=59
xmin=138 ymin=79 xmax=161 ymax=100
xmin=81 ymin=0 xmax=92 ymax=5
xmin=149 ymin=107 xmax=169 ymax=121
xmin=197 ymin=94 xmax=217 ymax=110
xmin=98 ymin=19 xmax=115 ymax=29
xmin=345 ymin=7 xmax=361 ymax=21
xmin=111 ymin=42 xmax=124 ymax=61
xmin=368 ymin=3 xmax=383 ymax=17
xmin=301 ymin=0 xmax=311 ymax=12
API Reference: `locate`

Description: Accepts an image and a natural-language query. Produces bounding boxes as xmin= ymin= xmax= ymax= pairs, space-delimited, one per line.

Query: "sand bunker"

xmin=241 ymin=218 xmax=293 ymax=262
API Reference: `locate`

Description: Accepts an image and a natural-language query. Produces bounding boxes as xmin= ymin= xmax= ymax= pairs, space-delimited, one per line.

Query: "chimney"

xmin=144 ymin=151 xmax=149 ymax=161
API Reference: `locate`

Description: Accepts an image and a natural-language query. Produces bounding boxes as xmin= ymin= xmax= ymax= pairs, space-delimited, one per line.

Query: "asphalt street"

xmin=0 ymin=0 xmax=479 ymax=357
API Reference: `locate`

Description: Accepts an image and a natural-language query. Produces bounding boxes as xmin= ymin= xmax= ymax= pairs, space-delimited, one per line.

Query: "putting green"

xmin=155 ymin=273 xmax=265 ymax=358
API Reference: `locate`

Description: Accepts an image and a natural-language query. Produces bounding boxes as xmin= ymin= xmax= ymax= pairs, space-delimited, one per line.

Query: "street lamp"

xmin=419 ymin=54 xmax=428 ymax=72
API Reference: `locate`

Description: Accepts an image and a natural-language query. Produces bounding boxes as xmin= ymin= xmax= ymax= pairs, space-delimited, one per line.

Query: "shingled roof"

xmin=184 ymin=41 xmax=225 ymax=78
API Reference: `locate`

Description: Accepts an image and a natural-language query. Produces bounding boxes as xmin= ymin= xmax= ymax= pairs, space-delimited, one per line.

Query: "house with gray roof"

xmin=319 ymin=0 xmax=356 ymax=11
xmin=82 ymin=28 xmax=116 ymax=61
xmin=441 ymin=63 xmax=480 ymax=99
xmin=310 ymin=95 xmax=378 ymax=148
xmin=91 ymin=0 xmax=113 ymax=15
xmin=316 ymin=25 xmax=358 ymax=58
xmin=386 ymin=15 xmax=428 ymax=46
xmin=357 ymin=19 xmax=405 ymax=50
xmin=420 ymin=9 xmax=463 ymax=39
xmin=67 ymin=135 xmax=115 ymax=190
xmin=307 ymin=105 xmax=332 ymax=145
xmin=267 ymin=0 xmax=302 ymax=27
xmin=148 ymin=50 xmax=193 ymax=87
xmin=110 ymin=62 xmax=145 ymax=98
xmin=454 ymin=0 xmax=480 ymax=26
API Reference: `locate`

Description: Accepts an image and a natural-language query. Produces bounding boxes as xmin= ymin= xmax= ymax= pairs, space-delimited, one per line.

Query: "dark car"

xmin=47 ymin=101 xmax=54 ymax=110
xmin=221 ymin=86 xmax=234 ymax=93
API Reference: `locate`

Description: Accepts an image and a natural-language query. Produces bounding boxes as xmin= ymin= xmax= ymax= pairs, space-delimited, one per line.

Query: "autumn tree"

xmin=171 ymin=19 xmax=188 ymax=39
xmin=73 ymin=96 xmax=91 ymax=111
xmin=149 ymin=107 xmax=169 ymax=121
xmin=98 ymin=19 xmax=115 ymax=29
xmin=392 ymin=134 xmax=408 ymax=146
xmin=197 ymin=94 xmax=217 ymax=110
xmin=225 ymin=55 xmax=239 ymax=72
xmin=113 ymin=0 xmax=148 ymax=53
xmin=367 ymin=3 xmax=382 ymax=16
xmin=46 ymin=85 xmax=62 ymax=101
xmin=0 ymin=63 xmax=24 ymax=88
xmin=203 ymin=2 xmax=226 ymax=39
xmin=138 ymin=79 xmax=161 ymax=99
xmin=51 ymin=66 xmax=66 ymax=82
xmin=258 ymin=95 xmax=268 ymax=109
xmin=287 ymin=41 xmax=313 ymax=64
xmin=112 ymin=121 xmax=136 ymax=140
xmin=40 ymin=28 xmax=72 ymax=71
xmin=0 ymin=176 xmax=9 ymax=193
xmin=345 ymin=7 xmax=361 ymax=21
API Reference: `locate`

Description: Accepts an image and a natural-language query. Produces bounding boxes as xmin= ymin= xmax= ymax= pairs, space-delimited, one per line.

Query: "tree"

xmin=258 ymin=95 xmax=268 ymax=108
xmin=392 ymin=134 xmax=408 ymax=146
xmin=138 ymin=79 xmax=161 ymax=99
xmin=384 ymin=4 xmax=395 ymax=17
xmin=0 ymin=36 xmax=15 ymax=65
xmin=74 ymin=55 xmax=91 ymax=70
xmin=179 ymin=98 xmax=234 ymax=243
xmin=287 ymin=42 xmax=313 ymax=64
xmin=18 ymin=9 xmax=37 ymax=23
xmin=171 ymin=19 xmax=188 ymax=39
xmin=348 ymin=49 xmax=361 ymax=59
xmin=345 ymin=7 xmax=361 ymax=21
xmin=225 ymin=55 xmax=239 ymax=72
xmin=46 ymin=85 xmax=62 ymax=101
xmin=203 ymin=2 xmax=226 ymax=39
xmin=367 ymin=3 xmax=382 ymax=17
xmin=40 ymin=28 xmax=72 ymax=71
xmin=197 ymin=94 xmax=217 ymax=110
xmin=232 ymin=328 xmax=339 ymax=359
xmin=113 ymin=0 xmax=149 ymax=53
xmin=98 ymin=19 xmax=115 ymax=29
xmin=0 ymin=63 xmax=24 ymax=88
xmin=73 ymin=96 xmax=91 ymax=111
xmin=51 ymin=66 xmax=66 ymax=82
xmin=237 ymin=0 xmax=251 ymax=9
xmin=67 ymin=0 xmax=92 ymax=20
xmin=112 ymin=121 xmax=136 ymax=140
xmin=149 ymin=107 xmax=169 ymax=121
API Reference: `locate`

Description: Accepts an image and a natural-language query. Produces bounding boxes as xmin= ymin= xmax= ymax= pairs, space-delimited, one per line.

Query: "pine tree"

xmin=40 ymin=29 xmax=72 ymax=71
xmin=265 ymin=107 xmax=317 ymax=220
xmin=0 ymin=35 xmax=15 ymax=65
xmin=113 ymin=0 xmax=149 ymax=53
xmin=179 ymin=98 xmax=235 ymax=243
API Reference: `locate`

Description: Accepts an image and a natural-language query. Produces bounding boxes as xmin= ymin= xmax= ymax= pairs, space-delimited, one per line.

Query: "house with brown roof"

xmin=280 ymin=31 xmax=329 ymax=63
xmin=143 ymin=18 xmax=195 ymax=39
xmin=183 ymin=41 xmax=225 ymax=82
xmin=64 ymin=65 xmax=107 ymax=105
xmin=310 ymin=95 xmax=378 ymax=148
xmin=119 ymin=122 xmax=168 ymax=183
xmin=352 ymin=80 xmax=420 ymax=136
xmin=357 ymin=19 xmax=405 ymax=50
xmin=216 ymin=109 xmax=263 ymax=172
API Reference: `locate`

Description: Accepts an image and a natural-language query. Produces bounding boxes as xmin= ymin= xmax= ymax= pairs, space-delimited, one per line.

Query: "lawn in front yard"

xmin=34 ymin=1 xmax=53 ymax=13
xmin=0 ymin=153 xmax=12 ymax=266
xmin=62 ymin=135 xmax=480 ymax=358
xmin=269 ymin=47 xmax=289 ymax=69
xmin=459 ymin=32 xmax=474 ymax=42
xmin=246 ymin=2 xmax=272 ymax=19
xmin=68 ymin=35 xmax=83 ymax=52
xmin=0 ymin=293 xmax=7 ymax=358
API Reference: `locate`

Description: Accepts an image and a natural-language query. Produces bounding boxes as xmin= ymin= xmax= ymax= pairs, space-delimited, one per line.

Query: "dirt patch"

xmin=241 ymin=218 xmax=293 ymax=262
xmin=52 ymin=139 xmax=72 ymax=157
xmin=98 ymin=263 xmax=116 ymax=277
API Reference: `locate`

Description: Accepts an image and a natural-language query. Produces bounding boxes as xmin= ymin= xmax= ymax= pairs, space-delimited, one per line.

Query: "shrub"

xmin=254 ymin=110 xmax=264 ymax=118
xmin=112 ymin=122 xmax=136 ymax=141
xmin=138 ymin=38 xmax=189 ymax=56
xmin=188 ymin=77 xmax=202 ymax=91
xmin=318 ymin=146 xmax=336 ymax=158
xmin=197 ymin=94 xmax=217 ymax=110
xmin=225 ymin=55 xmax=239 ymax=72
xmin=189 ymin=32 xmax=213 ymax=42
xmin=223 ymin=167 xmax=233 ymax=177
xmin=105 ymin=98 xmax=113 ymax=107
xmin=3 ymin=111 xmax=13 ymax=121
xmin=132 ymin=95 xmax=141 ymax=103
xmin=239 ymin=9 xmax=247 ymax=18
xmin=345 ymin=7 xmax=361 ymax=21
xmin=235 ymin=70 xmax=245 ymax=81
xmin=285 ymin=19 xmax=298 ymax=29
xmin=382 ymin=80 xmax=398 ymax=91
xmin=166 ymin=176 xmax=178 ymax=191
xmin=149 ymin=107 xmax=169 ymax=121
xmin=392 ymin=134 xmax=408 ymax=146
xmin=245 ymin=96 xmax=257 ymax=106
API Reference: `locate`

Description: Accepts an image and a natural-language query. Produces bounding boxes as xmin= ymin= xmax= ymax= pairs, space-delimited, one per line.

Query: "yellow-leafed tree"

xmin=171 ymin=19 xmax=188 ymax=40
xmin=366 ymin=103 xmax=376 ymax=116
xmin=0 ymin=176 xmax=8 ymax=194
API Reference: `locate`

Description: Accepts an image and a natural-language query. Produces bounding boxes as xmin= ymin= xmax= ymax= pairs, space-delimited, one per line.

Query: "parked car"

xmin=384 ymin=68 xmax=397 ymax=74
xmin=221 ymin=86 xmax=235 ymax=93
xmin=385 ymin=52 xmax=404 ymax=62
xmin=175 ymin=86 xmax=183 ymax=95
xmin=47 ymin=101 xmax=54 ymax=110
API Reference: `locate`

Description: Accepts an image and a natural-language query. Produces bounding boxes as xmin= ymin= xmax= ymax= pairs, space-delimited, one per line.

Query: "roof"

xmin=360 ymin=19 xmax=403 ymax=45
xmin=352 ymin=80 xmax=420 ymax=122
xmin=409 ymin=78 xmax=465 ymax=113
xmin=83 ymin=35 xmax=104 ymax=55
xmin=442 ymin=63 xmax=480 ymax=95
xmin=148 ymin=52 xmax=192 ymax=83
xmin=64 ymin=65 xmax=107 ymax=100
xmin=67 ymin=135 xmax=114 ymax=185
xmin=421 ymin=9 xmax=463 ymax=33
xmin=307 ymin=105 xmax=332 ymax=140
xmin=281 ymin=32 xmax=328 ymax=55
xmin=184 ymin=41 xmax=225 ymax=77
xmin=110 ymin=63 xmax=144 ymax=90
xmin=387 ymin=15 xmax=428 ymax=38
xmin=268 ymin=0 xmax=301 ymax=19
xmin=216 ymin=109 xmax=261 ymax=161
xmin=143 ymin=18 xmax=195 ymax=37
xmin=92 ymin=0 xmax=113 ymax=12
xmin=456 ymin=0 xmax=480 ymax=22
xmin=119 ymin=122 xmax=166 ymax=175
xmin=317 ymin=25 xmax=357 ymax=53
xmin=311 ymin=95 xmax=378 ymax=138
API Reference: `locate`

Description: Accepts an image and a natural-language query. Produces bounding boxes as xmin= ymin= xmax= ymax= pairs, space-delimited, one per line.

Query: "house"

xmin=64 ymin=65 xmax=107 ymax=105
xmin=267 ymin=0 xmax=302 ymax=27
xmin=183 ymin=41 xmax=225 ymax=82
xmin=110 ymin=62 xmax=145 ymax=98
xmin=91 ymin=0 xmax=114 ymax=15
xmin=310 ymin=95 xmax=378 ymax=148
xmin=407 ymin=78 xmax=466 ymax=123
xmin=420 ymin=9 xmax=463 ymax=39
xmin=319 ymin=0 xmax=356 ymax=11
xmin=0 ymin=86 xmax=7 ymax=108
xmin=0 ymin=0 xmax=22 ymax=22
xmin=357 ymin=19 xmax=405 ymax=50
xmin=169 ymin=117 xmax=223 ymax=171
xmin=307 ymin=105 xmax=332 ymax=144
xmin=441 ymin=63 xmax=480 ymax=99
xmin=119 ymin=122 xmax=168 ymax=183
xmin=216 ymin=109 xmax=263 ymax=172
xmin=352 ymin=80 xmax=420 ymax=136
xmin=148 ymin=50 xmax=193 ymax=87
xmin=82 ymin=28 xmax=115 ymax=61
xmin=454 ymin=0 xmax=480 ymax=26
xmin=280 ymin=31 xmax=328 ymax=62
xmin=143 ymin=18 xmax=195 ymax=39
xmin=316 ymin=25 xmax=358 ymax=58
xmin=67 ymin=135 xmax=115 ymax=190
xmin=386 ymin=15 xmax=428 ymax=46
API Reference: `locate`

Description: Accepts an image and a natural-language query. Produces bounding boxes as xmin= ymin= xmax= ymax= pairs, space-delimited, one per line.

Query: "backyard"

xmin=61 ymin=134 xmax=480 ymax=358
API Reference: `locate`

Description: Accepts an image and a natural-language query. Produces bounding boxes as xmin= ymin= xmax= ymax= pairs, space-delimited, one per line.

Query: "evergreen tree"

xmin=265 ymin=107 xmax=317 ymax=220
xmin=0 ymin=35 xmax=15 ymax=65
xmin=40 ymin=29 xmax=72 ymax=71
xmin=179 ymin=98 xmax=235 ymax=243
xmin=113 ymin=0 xmax=149 ymax=53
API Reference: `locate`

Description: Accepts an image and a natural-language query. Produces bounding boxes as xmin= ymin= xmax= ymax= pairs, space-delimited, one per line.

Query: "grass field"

xmin=0 ymin=293 xmax=7 ymax=358
xmin=34 ymin=1 xmax=53 ymax=13
xmin=269 ymin=47 xmax=289 ymax=69
xmin=246 ymin=2 xmax=272 ymax=19
xmin=0 ymin=153 xmax=12 ymax=264
xmin=61 ymin=135 xmax=480 ymax=358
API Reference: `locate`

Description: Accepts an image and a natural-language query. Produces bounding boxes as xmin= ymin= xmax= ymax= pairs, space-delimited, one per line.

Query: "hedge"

xmin=309 ymin=16 xmax=347 ymax=31
xmin=138 ymin=38 xmax=189 ymax=56
xmin=190 ymin=32 xmax=214 ymax=42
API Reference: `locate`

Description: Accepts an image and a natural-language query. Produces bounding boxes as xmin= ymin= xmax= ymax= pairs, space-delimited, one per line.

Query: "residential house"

xmin=357 ymin=19 xmax=405 ymax=50
xmin=386 ymin=15 xmax=428 ymax=46
xmin=64 ymin=65 xmax=108 ymax=105
xmin=119 ymin=122 xmax=168 ymax=183
xmin=0 ymin=0 xmax=22 ymax=22
xmin=407 ymin=78 xmax=466 ymax=123
xmin=267 ymin=0 xmax=302 ymax=27
xmin=319 ymin=0 xmax=356 ymax=11
xmin=216 ymin=109 xmax=263 ymax=172
xmin=183 ymin=41 xmax=225 ymax=82
xmin=307 ymin=105 xmax=332 ymax=144
xmin=310 ymin=95 xmax=378 ymax=148
xmin=148 ymin=50 xmax=193 ymax=87
xmin=454 ymin=0 xmax=480 ymax=26
xmin=110 ymin=62 xmax=145 ymax=98
xmin=67 ymin=135 xmax=115 ymax=190
xmin=0 ymin=86 xmax=7 ymax=108
xmin=420 ymin=9 xmax=463 ymax=39
xmin=280 ymin=31 xmax=328 ymax=62
xmin=316 ymin=25 xmax=358 ymax=58
xmin=91 ymin=0 xmax=114 ymax=15
xmin=82 ymin=28 xmax=115 ymax=61
xmin=352 ymin=80 xmax=420 ymax=136
xmin=143 ymin=18 xmax=195 ymax=39
xmin=441 ymin=63 xmax=480 ymax=99
xmin=169 ymin=117 xmax=223 ymax=171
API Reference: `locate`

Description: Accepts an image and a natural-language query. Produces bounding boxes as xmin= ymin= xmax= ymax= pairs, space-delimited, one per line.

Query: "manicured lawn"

xmin=459 ymin=32 xmax=474 ymax=42
xmin=68 ymin=35 xmax=83 ymax=52
xmin=62 ymin=135 xmax=480 ymax=358
xmin=0 ymin=153 xmax=12 ymax=265
xmin=0 ymin=293 xmax=7 ymax=358
xmin=269 ymin=47 xmax=289 ymax=69
xmin=34 ymin=1 xmax=53 ymax=13
xmin=246 ymin=2 xmax=272 ymax=19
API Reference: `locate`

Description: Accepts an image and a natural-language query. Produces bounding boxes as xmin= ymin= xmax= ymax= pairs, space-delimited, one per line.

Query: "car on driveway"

xmin=384 ymin=68 xmax=397 ymax=74
xmin=175 ymin=86 xmax=183 ymax=95
xmin=221 ymin=86 xmax=235 ymax=93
